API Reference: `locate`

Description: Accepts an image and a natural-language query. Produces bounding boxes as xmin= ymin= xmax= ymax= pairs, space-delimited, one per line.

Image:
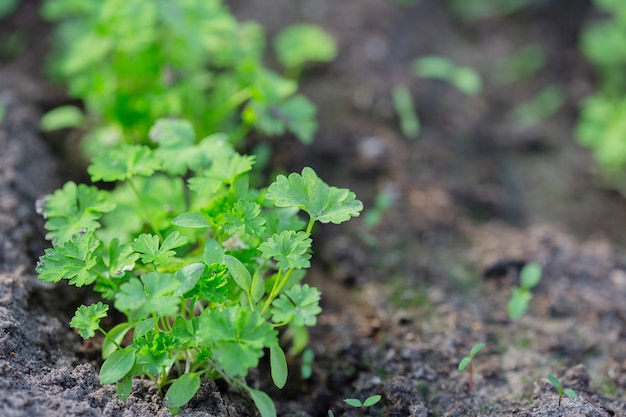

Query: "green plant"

xmin=273 ymin=23 xmax=338 ymax=80
xmin=458 ymin=342 xmax=485 ymax=392
xmin=577 ymin=1 xmax=626 ymax=179
xmin=392 ymin=84 xmax=420 ymax=140
xmin=0 ymin=0 xmax=19 ymax=19
xmin=40 ymin=0 xmax=318 ymax=154
xmin=446 ymin=0 xmax=530 ymax=19
xmin=507 ymin=262 xmax=542 ymax=321
xmin=495 ymin=44 xmax=546 ymax=83
xmin=512 ymin=86 xmax=563 ymax=129
xmin=300 ymin=347 xmax=314 ymax=379
xmin=36 ymin=118 xmax=363 ymax=416
xmin=412 ymin=55 xmax=482 ymax=96
xmin=546 ymin=374 xmax=578 ymax=407
xmin=344 ymin=395 xmax=382 ymax=416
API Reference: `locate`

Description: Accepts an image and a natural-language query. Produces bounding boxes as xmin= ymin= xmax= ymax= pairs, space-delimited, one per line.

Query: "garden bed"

xmin=2 ymin=1 xmax=626 ymax=416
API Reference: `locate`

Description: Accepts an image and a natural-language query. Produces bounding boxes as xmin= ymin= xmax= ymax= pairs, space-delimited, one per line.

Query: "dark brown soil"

xmin=2 ymin=1 xmax=626 ymax=416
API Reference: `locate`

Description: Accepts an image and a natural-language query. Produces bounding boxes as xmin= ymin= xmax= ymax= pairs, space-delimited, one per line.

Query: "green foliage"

xmin=36 ymin=118 xmax=362 ymax=417
xmin=0 ymin=0 xmax=19 ymax=20
xmin=512 ymin=86 xmax=564 ymax=129
xmin=39 ymin=105 xmax=85 ymax=131
xmin=273 ymin=23 xmax=337 ymax=79
xmin=458 ymin=342 xmax=485 ymax=372
xmin=41 ymin=0 xmax=318 ymax=150
xmin=392 ymin=84 xmax=420 ymax=140
xmin=412 ymin=55 xmax=482 ymax=95
xmin=507 ymin=262 xmax=542 ymax=321
xmin=343 ymin=394 xmax=382 ymax=416
xmin=577 ymin=1 xmax=626 ymax=178
xmin=495 ymin=44 xmax=546 ymax=83
xmin=547 ymin=374 xmax=578 ymax=407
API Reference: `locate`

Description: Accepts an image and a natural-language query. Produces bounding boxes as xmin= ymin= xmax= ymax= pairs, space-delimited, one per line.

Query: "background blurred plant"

xmin=40 ymin=0 xmax=331 ymax=155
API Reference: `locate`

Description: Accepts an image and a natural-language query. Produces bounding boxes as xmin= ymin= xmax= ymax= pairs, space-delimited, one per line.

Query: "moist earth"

xmin=2 ymin=1 xmax=626 ymax=416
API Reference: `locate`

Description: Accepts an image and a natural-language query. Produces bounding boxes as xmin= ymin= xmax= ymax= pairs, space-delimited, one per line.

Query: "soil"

xmin=2 ymin=1 xmax=626 ymax=416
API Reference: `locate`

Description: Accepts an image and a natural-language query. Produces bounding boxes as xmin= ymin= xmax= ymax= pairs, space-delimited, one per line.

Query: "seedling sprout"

xmin=458 ymin=342 xmax=485 ymax=393
xmin=547 ymin=374 xmax=578 ymax=407
xmin=344 ymin=395 xmax=382 ymax=416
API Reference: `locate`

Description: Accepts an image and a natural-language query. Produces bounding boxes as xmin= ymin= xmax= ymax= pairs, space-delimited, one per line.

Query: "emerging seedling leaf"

xmin=70 ymin=302 xmax=109 ymax=339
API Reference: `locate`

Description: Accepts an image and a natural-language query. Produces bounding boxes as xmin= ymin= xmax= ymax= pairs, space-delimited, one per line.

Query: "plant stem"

xmin=469 ymin=361 xmax=474 ymax=392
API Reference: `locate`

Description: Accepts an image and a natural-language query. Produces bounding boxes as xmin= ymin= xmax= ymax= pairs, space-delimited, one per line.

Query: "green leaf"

xmin=172 ymin=212 xmax=211 ymax=229
xmin=451 ymin=66 xmax=482 ymax=95
xmin=344 ymin=398 xmax=363 ymax=407
xmin=469 ymin=342 xmax=485 ymax=358
xmin=259 ymin=230 xmax=311 ymax=270
xmin=412 ymin=56 xmax=456 ymax=79
xmin=88 ymin=145 xmax=161 ymax=182
xmin=116 ymin=374 xmax=133 ymax=402
xmin=40 ymin=105 xmax=84 ymax=131
xmin=224 ymin=255 xmax=252 ymax=294
xmin=564 ymin=388 xmax=578 ymax=399
xmin=269 ymin=345 xmax=288 ymax=389
xmin=70 ymin=302 xmax=109 ymax=339
xmin=246 ymin=387 xmax=277 ymax=417
xmin=363 ymin=395 xmax=382 ymax=407
xmin=150 ymin=118 xmax=204 ymax=176
xmin=520 ymin=262 xmax=542 ymax=289
xmin=174 ymin=263 xmax=205 ymax=296
xmin=36 ymin=230 xmax=101 ymax=287
xmin=196 ymin=306 xmax=277 ymax=377
xmin=203 ymin=239 xmax=225 ymax=264
xmin=107 ymin=238 xmax=139 ymax=278
xmin=271 ymin=284 xmax=322 ymax=327
xmin=41 ymin=181 xmax=114 ymax=244
xmin=102 ymin=323 xmax=133 ymax=359
xmin=115 ymin=272 xmax=181 ymax=320
xmin=164 ymin=372 xmax=201 ymax=412
xmin=507 ymin=288 xmax=532 ymax=321
xmin=224 ymin=200 xmax=266 ymax=237
xmin=131 ymin=231 xmax=187 ymax=266
xmin=266 ymin=167 xmax=363 ymax=225
xmin=547 ymin=374 xmax=561 ymax=389
xmin=392 ymin=84 xmax=420 ymax=140
xmin=458 ymin=357 xmax=471 ymax=371
xmin=273 ymin=24 xmax=337 ymax=69
xmin=100 ymin=348 xmax=136 ymax=385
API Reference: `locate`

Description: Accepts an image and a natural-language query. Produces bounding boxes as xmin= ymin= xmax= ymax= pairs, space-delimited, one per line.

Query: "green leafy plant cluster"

xmin=40 ymin=0 xmax=324 ymax=152
xmin=507 ymin=262 xmax=542 ymax=321
xmin=577 ymin=1 xmax=626 ymax=178
xmin=36 ymin=118 xmax=363 ymax=416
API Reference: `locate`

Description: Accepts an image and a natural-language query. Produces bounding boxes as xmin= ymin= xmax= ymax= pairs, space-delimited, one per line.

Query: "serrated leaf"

xmin=36 ymin=230 xmax=101 ymax=287
xmin=115 ymin=272 xmax=181 ymax=320
xmin=271 ymin=284 xmax=321 ymax=327
xmin=196 ymin=306 xmax=277 ymax=377
xmin=164 ymin=372 xmax=201 ymax=412
xmin=100 ymin=348 xmax=136 ymax=385
xmin=70 ymin=302 xmax=109 ymax=339
xmin=107 ymin=238 xmax=139 ymax=278
xmin=266 ymin=167 xmax=363 ymax=225
xmin=274 ymin=24 xmax=337 ymax=69
xmin=189 ymin=154 xmax=255 ymax=193
xmin=131 ymin=231 xmax=187 ymax=266
xmin=269 ymin=345 xmax=288 ymax=389
xmin=259 ymin=230 xmax=311 ymax=270
xmin=42 ymin=181 xmax=114 ymax=244
xmin=150 ymin=118 xmax=204 ymax=176
xmin=224 ymin=200 xmax=266 ymax=237
xmin=88 ymin=145 xmax=161 ymax=182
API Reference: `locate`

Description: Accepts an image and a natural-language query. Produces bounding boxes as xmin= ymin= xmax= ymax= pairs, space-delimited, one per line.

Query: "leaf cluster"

xmin=40 ymin=0 xmax=322 ymax=148
xmin=36 ymin=118 xmax=362 ymax=417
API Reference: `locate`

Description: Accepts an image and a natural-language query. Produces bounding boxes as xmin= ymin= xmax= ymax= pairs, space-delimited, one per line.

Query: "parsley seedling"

xmin=507 ymin=262 xmax=542 ymax=321
xmin=344 ymin=395 xmax=382 ymax=416
xmin=458 ymin=342 xmax=485 ymax=393
xmin=547 ymin=374 xmax=578 ymax=407
xmin=36 ymin=118 xmax=363 ymax=417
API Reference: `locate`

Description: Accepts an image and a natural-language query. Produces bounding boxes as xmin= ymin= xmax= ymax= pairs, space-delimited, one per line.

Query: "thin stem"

xmin=98 ymin=326 xmax=122 ymax=350
xmin=469 ymin=361 xmax=474 ymax=392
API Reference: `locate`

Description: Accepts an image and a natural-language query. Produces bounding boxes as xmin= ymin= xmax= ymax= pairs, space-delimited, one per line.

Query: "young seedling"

xmin=344 ymin=395 xmax=382 ymax=416
xmin=458 ymin=342 xmax=485 ymax=393
xmin=547 ymin=374 xmax=578 ymax=407
xmin=507 ymin=262 xmax=542 ymax=320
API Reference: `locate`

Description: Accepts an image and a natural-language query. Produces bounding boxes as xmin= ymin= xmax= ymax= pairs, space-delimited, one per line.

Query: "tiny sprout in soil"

xmin=458 ymin=342 xmax=485 ymax=393
xmin=547 ymin=374 xmax=578 ymax=407
xmin=341 ymin=395 xmax=382 ymax=416
xmin=508 ymin=262 xmax=542 ymax=321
